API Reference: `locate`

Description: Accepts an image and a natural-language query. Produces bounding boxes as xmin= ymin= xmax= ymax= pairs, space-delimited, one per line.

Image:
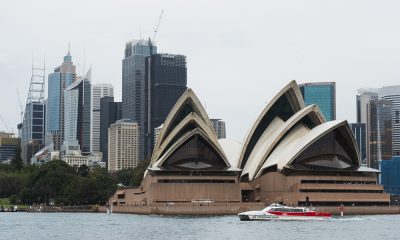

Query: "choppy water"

xmin=0 ymin=212 xmax=399 ymax=240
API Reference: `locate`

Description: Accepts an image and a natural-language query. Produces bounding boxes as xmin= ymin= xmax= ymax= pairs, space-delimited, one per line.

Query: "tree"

xmin=77 ymin=164 xmax=90 ymax=177
xmin=115 ymin=168 xmax=133 ymax=186
xmin=11 ymin=147 xmax=23 ymax=171
xmin=130 ymin=160 xmax=150 ymax=187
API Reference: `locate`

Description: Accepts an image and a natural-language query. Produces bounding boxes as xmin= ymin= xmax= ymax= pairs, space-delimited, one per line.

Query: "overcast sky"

xmin=1 ymin=0 xmax=399 ymax=142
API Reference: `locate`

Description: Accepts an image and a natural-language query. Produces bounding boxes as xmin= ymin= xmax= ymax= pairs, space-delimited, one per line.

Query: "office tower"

xmin=21 ymin=63 xmax=46 ymax=164
xmin=46 ymin=50 xmax=76 ymax=150
xmin=100 ymin=96 xmax=122 ymax=166
xmin=210 ymin=119 xmax=226 ymax=139
xmin=91 ymin=83 xmax=114 ymax=152
xmin=0 ymin=132 xmax=20 ymax=163
xmin=356 ymin=88 xmax=378 ymax=124
xmin=349 ymin=123 xmax=367 ymax=165
xmin=378 ymin=86 xmax=400 ymax=156
xmin=108 ymin=120 xmax=140 ymax=172
xmin=368 ymin=99 xmax=393 ymax=169
xmin=63 ymin=70 xmax=91 ymax=153
xmin=299 ymin=82 xmax=336 ymax=121
xmin=144 ymin=53 xmax=187 ymax=158
xmin=122 ymin=39 xmax=156 ymax=160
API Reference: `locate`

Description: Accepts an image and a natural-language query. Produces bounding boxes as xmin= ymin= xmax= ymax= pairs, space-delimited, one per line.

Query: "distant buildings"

xmin=0 ymin=132 xmax=20 ymax=163
xmin=61 ymin=139 xmax=104 ymax=168
xmin=108 ymin=120 xmax=140 ymax=172
xmin=122 ymin=40 xmax=155 ymax=160
xmin=91 ymin=83 xmax=114 ymax=153
xmin=46 ymin=51 xmax=76 ymax=151
xmin=380 ymin=156 xmax=400 ymax=195
xmin=210 ymin=119 xmax=226 ymax=139
xmin=63 ymin=70 xmax=91 ymax=153
xmin=299 ymin=82 xmax=336 ymax=121
xmin=144 ymin=53 xmax=187 ymax=158
xmin=100 ymin=96 xmax=122 ymax=167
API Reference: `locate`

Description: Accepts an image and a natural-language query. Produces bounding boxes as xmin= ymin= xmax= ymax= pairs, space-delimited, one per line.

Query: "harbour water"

xmin=1 ymin=212 xmax=399 ymax=240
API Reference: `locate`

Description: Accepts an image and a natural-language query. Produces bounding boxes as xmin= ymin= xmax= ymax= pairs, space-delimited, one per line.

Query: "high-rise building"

xmin=378 ymin=86 xmax=400 ymax=156
xmin=108 ymin=120 xmax=140 ymax=172
xmin=349 ymin=123 xmax=367 ymax=165
xmin=368 ymin=99 xmax=393 ymax=169
xmin=63 ymin=70 xmax=91 ymax=153
xmin=46 ymin=50 xmax=76 ymax=150
xmin=21 ymin=63 xmax=46 ymax=164
xmin=100 ymin=96 xmax=122 ymax=166
xmin=356 ymin=88 xmax=378 ymax=167
xmin=210 ymin=119 xmax=226 ymax=139
xmin=91 ymin=83 xmax=114 ymax=152
xmin=122 ymin=39 xmax=156 ymax=160
xmin=144 ymin=53 xmax=187 ymax=158
xmin=299 ymin=82 xmax=336 ymax=121
xmin=356 ymin=88 xmax=378 ymax=124
xmin=0 ymin=132 xmax=20 ymax=163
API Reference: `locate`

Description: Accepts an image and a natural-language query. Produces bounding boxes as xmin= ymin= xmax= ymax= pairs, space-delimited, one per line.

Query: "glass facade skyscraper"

xmin=299 ymin=82 xmax=336 ymax=121
xmin=91 ymin=83 xmax=114 ymax=153
xmin=369 ymin=99 xmax=393 ymax=169
xmin=100 ymin=96 xmax=122 ymax=167
xmin=46 ymin=51 xmax=76 ymax=151
xmin=144 ymin=53 xmax=187 ymax=158
xmin=349 ymin=123 xmax=367 ymax=165
xmin=122 ymin=39 xmax=156 ymax=160
xmin=63 ymin=70 xmax=91 ymax=153
xmin=378 ymin=86 xmax=400 ymax=156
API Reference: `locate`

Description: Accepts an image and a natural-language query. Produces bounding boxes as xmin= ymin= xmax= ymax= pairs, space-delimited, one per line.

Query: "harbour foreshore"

xmin=97 ymin=204 xmax=400 ymax=216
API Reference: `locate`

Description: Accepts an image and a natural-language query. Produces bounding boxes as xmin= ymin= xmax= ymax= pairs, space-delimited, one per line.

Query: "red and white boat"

xmin=238 ymin=203 xmax=332 ymax=221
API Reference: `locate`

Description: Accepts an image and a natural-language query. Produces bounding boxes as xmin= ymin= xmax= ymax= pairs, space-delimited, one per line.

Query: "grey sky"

xmin=1 ymin=0 xmax=399 ymax=142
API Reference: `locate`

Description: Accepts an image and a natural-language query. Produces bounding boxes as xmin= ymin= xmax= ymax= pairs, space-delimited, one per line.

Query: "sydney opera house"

xmin=110 ymin=81 xmax=390 ymax=207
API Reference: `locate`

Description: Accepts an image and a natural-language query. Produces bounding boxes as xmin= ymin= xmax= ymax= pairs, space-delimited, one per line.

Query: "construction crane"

xmin=152 ymin=9 xmax=164 ymax=42
xmin=148 ymin=9 xmax=164 ymax=54
xmin=16 ymin=88 xmax=24 ymax=123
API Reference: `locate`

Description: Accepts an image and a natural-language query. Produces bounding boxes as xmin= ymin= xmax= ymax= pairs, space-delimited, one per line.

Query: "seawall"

xmin=98 ymin=204 xmax=400 ymax=216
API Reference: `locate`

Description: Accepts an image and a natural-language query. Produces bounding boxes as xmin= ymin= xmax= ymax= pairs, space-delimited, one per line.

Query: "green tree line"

xmin=0 ymin=158 xmax=150 ymax=206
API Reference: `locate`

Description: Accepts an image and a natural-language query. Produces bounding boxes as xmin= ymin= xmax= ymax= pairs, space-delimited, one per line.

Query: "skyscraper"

xmin=91 ymin=83 xmax=114 ymax=152
xmin=299 ymin=82 xmax=336 ymax=121
xmin=21 ymin=63 xmax=46 ymax=164
xmin=378 ymin=86 xmax=400 ymax=156
xmin=46 ymin=50 xmax=76 ymax=151
xmin=210 ymin=119 xmax=226 ymax=139
xmin=368 ymin=99 xmax=393 ymax=169
xmin=122 ymin=39 xmax=156 ymax=160
xmin=100 ymin=96 xmax=122 ymax=166
xmin=144 ymin=53 xmax=187 ymax=158
xmin=356 ymin=88 xmax=378 ymax=124
xmin=108 ymin=120 xmax=140 ymax=172
xmin=349 ymin=123 xmax=367 ymax=165
xmin=63 ymin=70 xmax=91 ymax=152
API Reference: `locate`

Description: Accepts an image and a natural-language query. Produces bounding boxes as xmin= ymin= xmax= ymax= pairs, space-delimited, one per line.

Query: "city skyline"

xmin=2 ymin=0 xmax=400 ymax=143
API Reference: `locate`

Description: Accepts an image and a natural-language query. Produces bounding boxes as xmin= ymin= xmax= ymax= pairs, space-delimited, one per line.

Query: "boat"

xmin=238 ymin=203 xmax=332 ymax=221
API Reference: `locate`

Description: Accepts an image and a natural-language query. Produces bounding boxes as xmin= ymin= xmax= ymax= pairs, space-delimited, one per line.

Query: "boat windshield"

xmin=269 ymin=207 xmax=304 ymax=212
